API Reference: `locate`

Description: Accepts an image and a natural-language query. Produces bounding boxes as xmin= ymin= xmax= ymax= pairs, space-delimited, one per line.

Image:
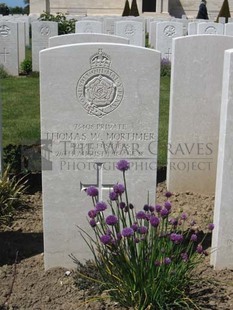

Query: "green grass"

xmin=1 ymin=76 xmax=40 ymax=146
xmin=158 ymin=76 xmax=170 ymax=167
xmin=0 ymin=74 xmax=170 ymax=168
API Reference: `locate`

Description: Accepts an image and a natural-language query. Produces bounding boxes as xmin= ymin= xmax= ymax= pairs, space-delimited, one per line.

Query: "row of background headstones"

xmin=37 ymin=31 xmax=233 ymax=270
xmin=30 ymin=18 xmax=233 ymax=70
xmin=3 ymin=14 xmax=233 ymax=74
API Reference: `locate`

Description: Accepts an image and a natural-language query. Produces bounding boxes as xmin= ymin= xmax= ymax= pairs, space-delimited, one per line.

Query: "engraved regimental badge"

xmin=0 ymin=25 xmax=10 ymax=37
xmin=76 ymin=49 xmax=124 ymax=118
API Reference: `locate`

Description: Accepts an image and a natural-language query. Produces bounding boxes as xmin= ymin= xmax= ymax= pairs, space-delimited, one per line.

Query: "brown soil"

xmin=1 ymin=182 xmax=233 ymax=310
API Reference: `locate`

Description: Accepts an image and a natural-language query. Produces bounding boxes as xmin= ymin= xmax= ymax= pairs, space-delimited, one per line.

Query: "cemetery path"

xmin=0 ymin=183 xmax=233 ymax=310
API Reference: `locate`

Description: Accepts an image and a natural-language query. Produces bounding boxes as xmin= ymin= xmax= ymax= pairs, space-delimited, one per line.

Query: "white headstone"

xmin=156 ymin=21 xmax=183 ymax=61
xmin=149 ymin=21 xmax=157 ymax=49
xmin=188 ymin=22 xmax=198 ymax=35
xmin=16 ymin=16 xmax=30 ymax=46
xmin=211 ymin=48 xmax=233 ymax=269
xmin=31 ymin=21 xmax=58 ymax=72
xmin=176 ymin=17 xmax=189 ymax=35
xmin=75 ymin=20 xmax=103 ymax=33
xmin=49 ymin=33 xmax=129 ymax=47
xmin=225 ymin=23 xmax=233 ymax=36
xmin=40 ymin=43 xmax=160 ymax=269
xmin=17 ymin=22 xmax=26 ymax=67
xmin=167 ymin=35 xmax=233 ymax=194
xmin=0 ymin=21 xmax=19 ymax=76
xmin=197 ymin=22 xmax=224 ymax=35
xmin=103 ymin=17 xmax=121 ymax=35
xmin=114 ymin=20 xmax=145 ymax=47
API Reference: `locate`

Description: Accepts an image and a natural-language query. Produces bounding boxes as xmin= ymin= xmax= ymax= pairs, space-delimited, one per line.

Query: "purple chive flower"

xmin=116 ymin=159 xmax=130 ymax=172
xmin=113 ymin=183 xmax=125 ymax=194
xmin=119 ymin=202 xmax=126 ymax=209
xmin=190 ymin=220 xmax=197 ymax=226
xmin=208 ymin=223 xmax=215 ymax=231
xmin=88 ymin=209 xmax=97 ymax=218
xmin=181 ymin=213 xmax=188 ymax=220
xmin=100 ymin=234 xmax=112 ymax=245
xmin=191 ymin=234 xmax=197 ymax=242
xmin=117 ymin=233 xmax=122 ymax=241
xmin=181 ymin=252 xmax=188 ymax=262
xmin=129 ymin=203 xmax=134 ymax=209
xmin=131 ymin=223 xmax=138 ymax=231
xmin=149 ymin=205 xmax=155 ymax=212
xmin=154 ymin=260 xmax=161 ymax=267
xmin=170 ymin=233 xmax=177 ymax=242
xmin=160 ymin=208 xmax=169 ymax=218
xmin=134 ymin=237 xmax=140 ymax=243
xmin=155 ymin=204 xmax=162 ymax=213
xmin=170 ymin=233 xmax=183 ymax=243
xmin=164 ymin=201 xmax=172 ymax=211
xmin=136 ymin=211 xmax=147 ymax=220
xmin=106 ymin=215 xmax=118 ymax=226
xmin=165 ymin=191 xmax=172 ymax=198
xmin=122 ymin=227 xmax=134 ymax=237
xmin=89 ymin=219 xmax=96 ymax=227
xmin=143 ymin=204 xmax=149 ymax=211
xmin=109 ymin=191 xmax=118 ymax=201
xmin=86 ymin=186 xmax=99 ymax=197
xmin=150 ymin=216 xmax=160 ymax=227
xmin=95 ymin=201 xmax=107 ymax=212
xmin=190 ymin=220 xmax=196 ymax=226
xmin=137 ymin=226 xmax=148 ymax=235
xmin=169 ymin=218 xmax=178 ymax=226
xmin=174 ymin=234 xmax=183 ymax=244
xmin=196 ymin=244 xmax=203 ymax=254
xmin=145 ymin=214 xmax=151 ymax=221
xmin=164 ymin=257 xmax=171 ymax=265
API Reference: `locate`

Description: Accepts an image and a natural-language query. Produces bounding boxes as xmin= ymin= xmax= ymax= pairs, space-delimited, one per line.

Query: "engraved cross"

xmin=80 ymin=162 xmax=115 ymax=201
xmin=165 ymin=48 xmax=172 ymax=61
xmin=0 ymin=48 xmax=9 ymax=63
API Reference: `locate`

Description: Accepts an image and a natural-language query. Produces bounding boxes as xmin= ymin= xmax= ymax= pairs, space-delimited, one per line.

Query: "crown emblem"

xmin=0 ymin=25 xmax=10 ymax=37
xmin=90 ymin=49 xmax=111 ymax=68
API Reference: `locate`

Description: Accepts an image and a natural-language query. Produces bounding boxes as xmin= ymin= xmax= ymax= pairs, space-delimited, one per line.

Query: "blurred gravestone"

xmin=31 ymin=21 xmax=58 ymax=71
xmin=0 ymin=21 xmax=18 ymax=75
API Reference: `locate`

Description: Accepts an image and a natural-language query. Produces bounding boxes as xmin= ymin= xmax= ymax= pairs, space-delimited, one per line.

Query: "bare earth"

xmin=1 ymin=182 xmax=233 ymax=310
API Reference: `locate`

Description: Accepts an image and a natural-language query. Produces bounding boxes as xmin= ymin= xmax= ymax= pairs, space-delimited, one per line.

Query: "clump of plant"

xmin=73 ymin=160 xmax=214 ymax=309
xmin=145 ymin=32 xmax=150 ymax=48
xmin=0 ymin=166 xmax=27 ymax=226
xmin=20 ymin=59 xmax=32 ymax=75
xmin=39 ymin=12 xmax=76 ymax=34
xmin=161 ymin=58 xmax=171 ymax=77
xmin=0 ymin=65 xmax=9 ymax=79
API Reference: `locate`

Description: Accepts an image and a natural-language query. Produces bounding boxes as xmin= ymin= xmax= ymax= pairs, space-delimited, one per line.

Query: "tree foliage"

xmin=39 ymin=12 xmax=77 ymax=34
xmin=0 ymin=3 xmax=9 ymax=15
xmin=129 ymin=0 xmax=139 ymax=16
xmin=122 ymin=0 xmax=130 ymax=16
